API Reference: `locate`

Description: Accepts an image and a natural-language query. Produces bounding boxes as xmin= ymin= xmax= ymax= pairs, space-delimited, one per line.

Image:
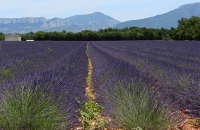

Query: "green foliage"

xmin=0 ymin=86 xmax=68 ymax=130
xmin=78 ymin=100 xmax=106 ymax=130
xmin=21 ymin=32 xmax=35 ymax=41
xmin=0 ymin=69 xmax=14 ymax=81
xmin=0 ymin=32 xmax=4 ymax=41
xmin=176 ymin=16 xmax=200 ymax=40
xmin=0 ymin=42 xmax=2 ymax=51
xmin=106 ymin=82 xmax=177 ymax=130
xmin=162 ymin=34 xmax=172 ymax=40
xmin=134 ymin=127 xmax=143 ymax=130
xmin=47 ymin=47 xmax=52 ymax=53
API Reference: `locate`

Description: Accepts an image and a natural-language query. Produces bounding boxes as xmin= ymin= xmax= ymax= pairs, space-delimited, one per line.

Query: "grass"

xmin=0 ymin=86 xmax=68 ymax=130
xmin=0 ymin=69 xmax=14 ymax=81
xmin=105 ymin=81 xmax=178 ymax=130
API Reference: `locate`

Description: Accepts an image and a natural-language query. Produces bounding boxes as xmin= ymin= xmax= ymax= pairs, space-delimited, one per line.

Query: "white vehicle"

xmin=26 ymin=40 xmax=34 ymax=41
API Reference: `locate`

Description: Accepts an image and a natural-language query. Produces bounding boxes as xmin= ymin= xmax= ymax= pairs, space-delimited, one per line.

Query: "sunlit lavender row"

xmin=92 ymin=41 xmax=200 ymax=118
xmin=0 ymin=41 xmax=88 ymax=128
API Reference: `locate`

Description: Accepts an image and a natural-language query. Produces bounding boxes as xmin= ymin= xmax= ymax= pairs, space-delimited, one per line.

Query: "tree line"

xmin=1 ymin=16 xmax=200 ymax=41
xmin=0 ymin=33 xmax=4 ymax=41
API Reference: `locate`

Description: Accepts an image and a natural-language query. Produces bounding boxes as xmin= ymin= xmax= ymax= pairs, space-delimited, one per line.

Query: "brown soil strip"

xmin=152 ymin=85 xmax=200 ymax=130
xmin=171 ymin=110 xmax=200 ymax=130
xmin=85 ymin=44 xmax=95 ymax=100
xmin=75 ymin=43 xmax=107 ymax=130
xmin=70 ymin=44 xmax=119 ymax=130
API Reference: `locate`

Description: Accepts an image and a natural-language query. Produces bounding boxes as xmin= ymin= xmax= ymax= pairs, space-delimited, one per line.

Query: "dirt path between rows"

xmin=71 ymin=43 xmax=106 ymax=130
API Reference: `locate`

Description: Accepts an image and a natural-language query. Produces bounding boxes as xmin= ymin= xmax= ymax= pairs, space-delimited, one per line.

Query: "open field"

xmin=0 ymin=41 xmax=199 ymax=130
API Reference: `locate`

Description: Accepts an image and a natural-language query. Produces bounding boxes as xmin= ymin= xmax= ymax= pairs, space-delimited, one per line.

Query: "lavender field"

xmin=90 ymin=41 xmax=200 ymax=116
xmin=0 ymin=41 xmax=200 ymax=129
xmin=0 ymin=41 xmax=88 ymax=129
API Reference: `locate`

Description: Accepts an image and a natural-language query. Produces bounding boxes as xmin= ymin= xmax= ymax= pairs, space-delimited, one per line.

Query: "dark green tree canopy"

xmin=176 ymin=16 xmax=200 ymax=40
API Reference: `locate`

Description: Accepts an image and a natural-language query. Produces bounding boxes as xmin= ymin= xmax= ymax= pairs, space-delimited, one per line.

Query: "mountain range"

xmin=115 ymin=2 xmax=200 ymax=29
xmin=0 ymin=2 xmax=200 ymax=33
xmin=0 ymin=12 xmax=120 ymax=33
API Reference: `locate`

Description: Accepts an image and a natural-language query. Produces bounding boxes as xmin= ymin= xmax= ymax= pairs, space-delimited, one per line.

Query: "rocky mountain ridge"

xmin=0 ymin=12 xmax=120 ymax=33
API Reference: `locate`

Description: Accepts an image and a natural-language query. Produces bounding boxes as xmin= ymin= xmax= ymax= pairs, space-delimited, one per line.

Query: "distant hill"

xmin=0 ymin=12 xmax=120 ymax=33
xmin=115 ymin=2 xmax=200 ymax=29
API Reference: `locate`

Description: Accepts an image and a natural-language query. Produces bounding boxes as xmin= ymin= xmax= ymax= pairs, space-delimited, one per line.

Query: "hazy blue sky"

xmin=0 ymin=0 xmax=199 ymax=22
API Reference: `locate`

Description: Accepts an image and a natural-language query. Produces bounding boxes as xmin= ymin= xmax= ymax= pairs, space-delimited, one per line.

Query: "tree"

xmin=176 ymin=16 xmax=200 ymax=40
xmin=0 ymin=33 xmax=4 ymax=41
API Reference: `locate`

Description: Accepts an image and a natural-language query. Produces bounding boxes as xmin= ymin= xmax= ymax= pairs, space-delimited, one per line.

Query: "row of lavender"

xmin=0 ymin=41 xmax=88 ymax=128
xmin=91 ymin=41 xmax=200 ymax=118
xmin=0 ymin=41 xmax=80 ymax=80
xmin=88 ymin=42 xmax=178 ymax=129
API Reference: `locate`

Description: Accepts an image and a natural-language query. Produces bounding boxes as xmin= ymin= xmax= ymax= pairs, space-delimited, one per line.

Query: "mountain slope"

xmin=0 ymin=12 xmax=120 ymax=33
xmin=115 ymin=2 xmax=200 ymax=29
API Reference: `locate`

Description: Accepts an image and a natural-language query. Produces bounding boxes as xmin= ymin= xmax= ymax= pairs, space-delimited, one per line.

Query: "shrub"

xmin=78 ymin=100 xmax=106 ymax=130
xmin=106 ymin=81 xmax=179 ymax=130
xmin=47 ymin=47 xmax=52 ymax=53
xmin=0 ymin=86 xmax=68 ymax=130
xmin=0 ymin=69 xmax=14 ymax=81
